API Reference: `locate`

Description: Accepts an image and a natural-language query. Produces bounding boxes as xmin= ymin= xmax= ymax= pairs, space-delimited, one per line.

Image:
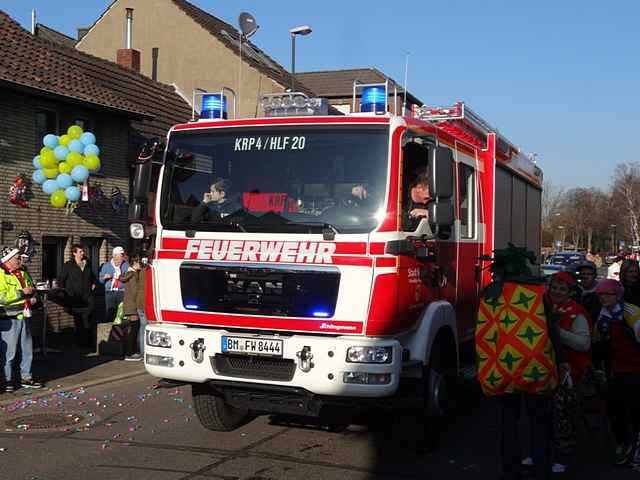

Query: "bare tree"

xmin=611 ymin=163 xmax=640 ymax=248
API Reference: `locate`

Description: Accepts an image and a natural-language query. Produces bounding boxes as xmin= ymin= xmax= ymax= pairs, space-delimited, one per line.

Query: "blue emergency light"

xmin=201 ymin=94 xmax=228 ymax=119
xmin=361 ymin=86 xmax=387 ymax=113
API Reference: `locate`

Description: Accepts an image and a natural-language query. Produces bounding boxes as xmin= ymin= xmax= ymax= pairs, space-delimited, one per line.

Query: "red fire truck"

xmin=129 ymin=82 xmax=542 ymax=433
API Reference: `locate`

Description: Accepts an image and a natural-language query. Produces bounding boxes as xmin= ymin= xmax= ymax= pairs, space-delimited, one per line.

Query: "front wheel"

xmin=192 ymin=383 xmax=252 ymax=432
xmin=418 ymin=341 xmax=459 ymax=452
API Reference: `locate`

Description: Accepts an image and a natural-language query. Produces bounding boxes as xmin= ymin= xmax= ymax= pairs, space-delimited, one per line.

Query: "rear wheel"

xmin=192 ymin=383 xmax=252 ymax=432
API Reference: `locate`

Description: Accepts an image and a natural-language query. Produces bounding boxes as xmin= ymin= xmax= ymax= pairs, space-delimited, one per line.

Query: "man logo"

xmin=226 ymin=280 xmax=283 ymax=295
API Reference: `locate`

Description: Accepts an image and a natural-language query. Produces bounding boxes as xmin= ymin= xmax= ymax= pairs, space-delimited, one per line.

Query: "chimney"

xmin=77 ymin=28 xmax=89 ymax=41
xmin=116 ymin=8 xmax=141 ymax=72
xmin=152 ymin=47 xmax=159 ymax=81
xmin=31 ymin=9 xmax=36 ymax=35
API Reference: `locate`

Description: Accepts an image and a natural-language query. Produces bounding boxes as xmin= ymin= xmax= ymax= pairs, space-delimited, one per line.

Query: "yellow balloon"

xmin=66 ymin=151 xmax=83 ymax=167
xmin=59 ymin=134 xmax=71 ymax=146
xmin=43 ymin=167 xmax=59 ymax=179
xmin=50 ymin=189 xmax=67 ymax=208
xmin=67 ymin=125 xmax=83 ymax=140
xmin=40 ymin=147 xmax=51 ymax=157
xmin=58 ymin=162 xmax=72 ymax=174
xmin=84 ymin=155 xmax=101 ymax=171
xmin=40 ymin=149 xmax=57 ymax=168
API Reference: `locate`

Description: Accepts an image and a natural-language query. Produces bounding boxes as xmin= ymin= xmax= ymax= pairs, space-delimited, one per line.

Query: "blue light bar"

xmin=361 ymin=86 xmax=386 ymax=113
xmin=201 ymin=94 xmax=228 ymax=119
xmin=312 ymin=311 xmax=330 ymax=318
xmin=185 ymin=304 xmax=200 ymax=310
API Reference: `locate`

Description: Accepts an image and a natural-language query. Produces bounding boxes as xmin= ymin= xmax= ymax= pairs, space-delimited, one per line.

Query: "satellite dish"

xmin=238 ymin=12 xmax=259 ymax=38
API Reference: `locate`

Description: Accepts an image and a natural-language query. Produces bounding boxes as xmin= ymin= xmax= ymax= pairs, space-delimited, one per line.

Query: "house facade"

xmin=76 ymin=0 xmax=312 ymax=118
xmin=0 ymin=10 xmax=190 ymax=331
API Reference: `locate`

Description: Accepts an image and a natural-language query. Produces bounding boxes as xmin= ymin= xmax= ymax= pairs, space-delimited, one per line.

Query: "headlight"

xmin=346 ymin=346 xmax=392 ymax=364
xmin=129 ymin=222 xmax=145 ymax=239
xmin=146 ymin=330 xmax=172 ymax=348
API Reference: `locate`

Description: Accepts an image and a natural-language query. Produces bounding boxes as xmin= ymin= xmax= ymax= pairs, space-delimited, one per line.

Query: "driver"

xmin=191 ymin=178 xmax=241 ymax=222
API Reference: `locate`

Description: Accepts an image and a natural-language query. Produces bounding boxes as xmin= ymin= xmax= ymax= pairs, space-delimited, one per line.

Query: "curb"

xmin=0 ymin=366 xmax=148 ymax=408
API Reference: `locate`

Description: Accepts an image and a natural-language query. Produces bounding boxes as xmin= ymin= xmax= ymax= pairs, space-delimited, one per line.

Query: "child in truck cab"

xmin=191 ymin=178 xmax=242 ymax=222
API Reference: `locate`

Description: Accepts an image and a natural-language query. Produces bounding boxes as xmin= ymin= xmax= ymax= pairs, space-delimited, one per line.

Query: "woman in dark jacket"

xmin=58 ymin=244 xmax=96 ymax=348
xmin=620 ymin=259 xmax=640 ymax=306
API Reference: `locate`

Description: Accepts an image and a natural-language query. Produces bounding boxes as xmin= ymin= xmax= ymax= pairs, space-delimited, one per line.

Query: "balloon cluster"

xmin=31 ymin=125 xmax=101 ymax=208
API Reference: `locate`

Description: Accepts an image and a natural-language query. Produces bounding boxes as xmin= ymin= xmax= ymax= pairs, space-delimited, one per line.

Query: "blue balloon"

xmin=64 ymin=186 xmax=81 ymax=202
xmin=33 ymin=155 xmax=41 ymax=169
xmin=71 ymin=165 xmax=89 ymax=183
xmin=43 ymin=134 xmax=59 ymax=149
xmin=80 ymin=132 xmax=96 ymax=146
xmin=32 ymin=169 xmax=46 ymax=185
xmin=68 ymin=139 xmax=84 ymax=153
xmin=83 ymin=144 xmax=100 ymax=157
xmin=43 ymin=179 xmax=59 ymax=195
xmin=54 ymin=145 xmax=69 ymax=161
xmin=56 ymin=173 xmax=73 ymax=189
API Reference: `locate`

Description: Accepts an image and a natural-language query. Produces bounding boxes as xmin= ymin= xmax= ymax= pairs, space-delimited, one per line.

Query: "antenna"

xmin=402 ymin=51 xmax=410 ymax=115
xmin=237 ymin=12 xmax=259 ymax=116
xmin=239 ymin=12 xmax=259 ymax=38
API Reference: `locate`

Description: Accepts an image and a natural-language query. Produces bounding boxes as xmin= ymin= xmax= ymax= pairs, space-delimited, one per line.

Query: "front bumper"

xmin=144 ymin=323 xmax=402 ymax=397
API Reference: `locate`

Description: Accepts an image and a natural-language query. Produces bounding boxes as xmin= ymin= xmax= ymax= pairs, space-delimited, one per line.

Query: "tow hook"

xmin=296 ymin=346 xmax=314 ymax=372
xmin=190 ymin=338 xmax=206 ymax=364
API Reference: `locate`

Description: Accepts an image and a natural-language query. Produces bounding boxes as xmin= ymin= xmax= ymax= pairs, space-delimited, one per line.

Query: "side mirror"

xmin=429 ymin=146 xmax=454 ymax=199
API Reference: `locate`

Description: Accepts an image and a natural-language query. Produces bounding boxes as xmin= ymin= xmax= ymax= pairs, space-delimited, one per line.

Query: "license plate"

xmin=221 ymin=336 xmax=283 ymax=357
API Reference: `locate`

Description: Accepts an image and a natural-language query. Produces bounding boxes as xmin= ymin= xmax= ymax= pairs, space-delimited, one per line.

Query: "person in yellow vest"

xmin=0 ymin=246 xmax=42 ymax=393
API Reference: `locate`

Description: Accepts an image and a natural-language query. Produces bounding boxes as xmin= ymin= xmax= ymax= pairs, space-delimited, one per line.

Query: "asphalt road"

xmin=0 ymin=374 xmax=637 ymax=480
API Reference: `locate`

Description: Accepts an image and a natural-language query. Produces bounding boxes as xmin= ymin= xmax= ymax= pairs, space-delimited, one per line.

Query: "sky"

xmin=3 ymin=0 xmax=639 ymax=190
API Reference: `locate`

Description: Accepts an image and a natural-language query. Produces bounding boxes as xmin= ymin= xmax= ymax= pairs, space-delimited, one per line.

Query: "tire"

xmin=192 ymin=383 xmax=252 ymax=432
xmin=418 ymin=333 xmax=459 ymax=452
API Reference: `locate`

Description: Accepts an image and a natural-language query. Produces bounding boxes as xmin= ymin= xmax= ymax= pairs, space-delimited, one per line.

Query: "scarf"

xmin=4 ymin=266 xmax=32 ymax=317
xmin=596 ymin=302 xmax=624 ymax=342
xmin=111 ymin=260 xmax=123 ymax=291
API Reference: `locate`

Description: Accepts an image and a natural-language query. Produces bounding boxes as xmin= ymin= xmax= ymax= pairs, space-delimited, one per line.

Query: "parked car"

xmin=541 ymin=251 xmax=587 ymax=277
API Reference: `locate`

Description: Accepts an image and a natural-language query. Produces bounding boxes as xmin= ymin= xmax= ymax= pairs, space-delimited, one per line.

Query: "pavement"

xmin=0 ymin=332 xmax=148 ymax=407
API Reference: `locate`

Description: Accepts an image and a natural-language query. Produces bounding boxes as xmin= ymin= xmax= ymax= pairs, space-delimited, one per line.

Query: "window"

xmin=160 ymin=126 xmax=389 ymax=234
xmin=42 ymin=237 xmax=67 ymax=282
xmin=74 ymin=118 xmax=92 ymax=131
xmin=458 ymin=163 xmax=475 ymax=238
xmin=80 ymin=237 xmax=103 ymax=276
xmin=401 ymin=138 xmax=431 ymax=232
xmin=35 ymin=110 xmax=58 ymax=148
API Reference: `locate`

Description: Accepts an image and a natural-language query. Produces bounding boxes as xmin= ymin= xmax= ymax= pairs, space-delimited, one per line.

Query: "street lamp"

xmin=557 ymin=225 xmax=565 ymax=252
xmin=610 ymin=224 xmax=617 ymax=253
xmin=290 ymin=25 xmax=312 ymax=91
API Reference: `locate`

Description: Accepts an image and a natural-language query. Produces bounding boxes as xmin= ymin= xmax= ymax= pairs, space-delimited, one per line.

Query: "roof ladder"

xmin=415 ymin=102 xmax=518 ymax=153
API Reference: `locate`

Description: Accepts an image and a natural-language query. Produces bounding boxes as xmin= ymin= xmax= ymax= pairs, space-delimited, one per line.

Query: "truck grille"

xmin=212 ymin=354 xmax=296 ymax=382
xmin=180 ymin=263 xmax=340 ymax=318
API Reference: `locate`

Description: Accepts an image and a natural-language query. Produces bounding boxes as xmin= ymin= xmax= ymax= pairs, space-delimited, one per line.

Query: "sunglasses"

xmin=597 ymin=292 xmax=617 ymax=296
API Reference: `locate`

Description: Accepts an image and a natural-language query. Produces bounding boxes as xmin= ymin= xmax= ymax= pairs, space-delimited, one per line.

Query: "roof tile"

xmin=0 ymin=10 xmax=191 ymax=138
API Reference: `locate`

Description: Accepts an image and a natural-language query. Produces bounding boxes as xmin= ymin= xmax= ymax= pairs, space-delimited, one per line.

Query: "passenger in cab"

xmin=402 ymin=173 xmax=432 ymax=232
xmin=191 ymin=178 xmax=242 ymax=222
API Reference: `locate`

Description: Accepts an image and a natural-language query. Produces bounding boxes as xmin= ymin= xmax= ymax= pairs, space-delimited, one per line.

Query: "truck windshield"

xmin=160 ymin=126 xmax=389 ymax=234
